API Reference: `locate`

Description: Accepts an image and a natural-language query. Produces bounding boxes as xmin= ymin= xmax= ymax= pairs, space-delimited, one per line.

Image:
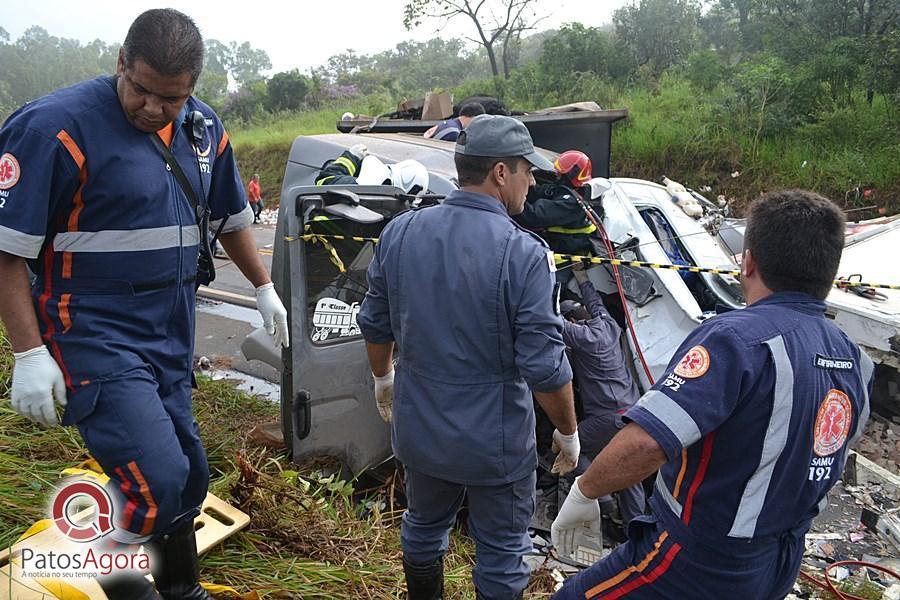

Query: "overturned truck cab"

xmin=242 ymin=107 xmax=899 ymax=479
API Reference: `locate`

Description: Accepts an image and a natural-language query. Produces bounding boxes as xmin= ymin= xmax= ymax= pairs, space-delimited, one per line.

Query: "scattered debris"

xmin=855 ymin=419 xmax=900 ymax=475
xmin=256 ymin=207 xmax=279 ymax=226
xmin=247 ymin=421 xmax=287 ymax=450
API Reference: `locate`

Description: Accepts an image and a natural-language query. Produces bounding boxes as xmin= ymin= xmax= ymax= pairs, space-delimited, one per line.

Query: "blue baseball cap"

xmin=455 ymin=114 xmax=554 ymax=171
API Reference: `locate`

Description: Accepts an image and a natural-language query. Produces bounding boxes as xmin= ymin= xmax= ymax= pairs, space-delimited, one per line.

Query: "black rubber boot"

xmin=97 ymin=573 xmax=162 ymax=600
xmin=403 ymin=556 xmax=444 ymax=600
xmin=149 ymin=522 xmax=212 ymax=600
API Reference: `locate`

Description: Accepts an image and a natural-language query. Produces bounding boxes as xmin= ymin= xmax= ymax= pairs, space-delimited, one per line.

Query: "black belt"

xmin=133 ymin=274 xmax=197 ymax=292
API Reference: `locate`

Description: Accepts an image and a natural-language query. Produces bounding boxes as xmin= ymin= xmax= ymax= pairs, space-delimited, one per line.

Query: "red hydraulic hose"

xmin=576 ymin=197 xmax=655 ymax=385
xmin=799 ymin=560 xmax=900 ymax=600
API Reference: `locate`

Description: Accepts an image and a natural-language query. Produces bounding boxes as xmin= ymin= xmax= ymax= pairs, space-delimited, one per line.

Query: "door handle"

xmin=293 ymin=389 xmax=312 ymax=440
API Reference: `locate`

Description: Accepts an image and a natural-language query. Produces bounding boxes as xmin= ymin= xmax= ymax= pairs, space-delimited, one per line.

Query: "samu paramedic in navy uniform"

xmin=0 ymin=10 xmax=288 ymax=600
xmin=357 ymin=114 xmax=580 ymax=600
xmin=550 ymin=190 xmax=873 ymax=600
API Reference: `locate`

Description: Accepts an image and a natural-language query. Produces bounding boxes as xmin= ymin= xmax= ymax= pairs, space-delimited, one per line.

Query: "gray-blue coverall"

xmin=563 ymin=280 xmax=646 ymax=525
xmin=357 ymin=189 xmax=572 ymax=599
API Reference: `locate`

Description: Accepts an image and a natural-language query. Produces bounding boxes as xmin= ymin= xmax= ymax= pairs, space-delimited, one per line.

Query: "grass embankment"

xmin=0 ymin=327 xmax=557 ymax=598
xmin=608 ymin=80 xmax=900 ymax=215
xmin=231 ymin=81 xmax=900 ymax=218
xmin=230 ymin=99 xmax=385 ymax=202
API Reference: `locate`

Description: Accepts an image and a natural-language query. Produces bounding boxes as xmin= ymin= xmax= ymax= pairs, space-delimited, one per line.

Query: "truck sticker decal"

xmin=312 ymin=298 xmax=361 ymax=342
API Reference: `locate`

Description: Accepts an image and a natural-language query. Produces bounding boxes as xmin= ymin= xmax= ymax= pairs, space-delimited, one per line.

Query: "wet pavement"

xmin=193 ymin=215 xmax=281 ymax=400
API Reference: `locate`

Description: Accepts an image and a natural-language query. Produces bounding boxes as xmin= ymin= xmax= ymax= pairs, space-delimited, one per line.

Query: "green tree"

xmin=199 ymin=38 xmax=271 ymax=90
xmin=613 ymin=0 xmax=701 ymax=76
xmin=265 ymin=70 xmax=310 ymax=112
xmin=221 ymin=81 xmax=267 ymax=123
xmin=539 ymin=23 xmax=632 ymax=85
xmin=229 ymin=41 xmax=271 ymax=86
xmin=733 ymin=53 xmax=792 ymax=155
xmin=0 ymin=26 xmax=117 ymax=112
xmin=403 ymin=0 xmax=546 ymax=78
xmin=684 ymin=49 xmax=727 ymax=91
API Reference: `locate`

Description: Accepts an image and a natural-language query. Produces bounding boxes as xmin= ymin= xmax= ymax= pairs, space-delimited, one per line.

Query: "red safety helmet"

xmin=553 ymin=150 xmax=592 ymax=187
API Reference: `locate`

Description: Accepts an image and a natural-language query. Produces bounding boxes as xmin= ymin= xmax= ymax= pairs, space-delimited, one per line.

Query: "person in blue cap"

xmin=0 ymin=9 xmax=288 ymax=599
xmin=550 ymin=190 xmax=873 ymax=600
xmin=559 ymin=263 xmax=645 ymax=532
xmin=357 ymin=114 xmax=580 ymax=600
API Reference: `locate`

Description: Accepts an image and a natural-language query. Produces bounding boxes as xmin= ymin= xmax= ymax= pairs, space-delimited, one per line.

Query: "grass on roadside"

xmin=0 ymin=327 xmax=558 ymax=598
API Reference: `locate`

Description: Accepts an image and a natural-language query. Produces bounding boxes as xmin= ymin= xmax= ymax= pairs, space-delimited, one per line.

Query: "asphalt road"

xmin=193 ymin=220 xmax=280 ymax=390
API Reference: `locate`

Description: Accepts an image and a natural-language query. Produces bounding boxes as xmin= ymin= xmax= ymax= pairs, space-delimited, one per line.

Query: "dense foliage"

xmin=1 ymin=0 xmax=898 ymax=210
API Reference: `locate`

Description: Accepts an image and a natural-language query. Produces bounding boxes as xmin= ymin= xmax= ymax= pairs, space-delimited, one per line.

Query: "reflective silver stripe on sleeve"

xmin=728 ymin=335 xmax=794 ymax=538
xmin=847 ymin=349 xmax=874 ymax=447
xmin=0 ymin=225 xmax=44 ymax=259
xmin=654 ymin=471 xmax=683 ymax=518
xmin=211 ymin=204 xmax=253 ymax=235
xmin=635 ymin=389 xmax=702 ymax=448
xmin=52 ymin=225 xmax=200 ymax=252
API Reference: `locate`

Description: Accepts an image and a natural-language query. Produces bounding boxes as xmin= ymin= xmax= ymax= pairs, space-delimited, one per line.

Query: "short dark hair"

xmin=455 ymin=154 xmax=520 ymax=186
xmin=122 ymin=9 xmax=204 ymax=84
xmin=459 ymin=96 xmax=509 ymax=116
xmin=744 ymin=190 xmax=845 ymax=300
xmin=564 ymin=305 xmax=591 ymax=321
xmin=459 ymin=102 xmax=486 ymax=118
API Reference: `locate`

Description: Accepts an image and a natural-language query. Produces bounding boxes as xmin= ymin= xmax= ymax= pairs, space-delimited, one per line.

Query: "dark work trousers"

xmin=576 ymin=412 xmax=646 ymax=526
xmin=402 ymin=467 xmax=536 ymax=600
xmin=552 ymin=513 xmax=805 ymax=600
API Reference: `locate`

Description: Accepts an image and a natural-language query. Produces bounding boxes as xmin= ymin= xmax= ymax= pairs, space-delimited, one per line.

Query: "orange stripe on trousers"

xmin=126 ymin=462 xmax=158 ymax=536
xmin=584 ymin=531 xmax=670 ymax=598
xmin=598 ymin=543 xmax=683 ymax=600
xmin=58 ymin=294 xmax=72 ymax=332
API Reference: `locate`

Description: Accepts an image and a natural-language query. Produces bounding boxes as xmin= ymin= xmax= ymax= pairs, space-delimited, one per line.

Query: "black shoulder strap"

xmin=148 ymin=132 xmax=203 ymax=222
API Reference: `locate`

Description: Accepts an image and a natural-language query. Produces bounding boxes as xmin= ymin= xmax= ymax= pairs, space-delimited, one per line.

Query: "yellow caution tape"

xmin=555 ymin=253 xmax=743 ymax=277
xmin=302 ymin=228 xmax=347 ymax=273
xmin=287 ymin=233 xmax=900 ymax=291
xmin=284 ymin=233 xmax=377 ymax=244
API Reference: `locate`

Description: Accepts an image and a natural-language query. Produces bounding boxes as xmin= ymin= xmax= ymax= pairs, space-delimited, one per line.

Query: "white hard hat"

xmin=357 ymin=155 xmax=392 ymax=186
xmin=357 ymin=156 xmax=429 ymax=194
xmin=387 ymin=160 xmax=429 ymax=194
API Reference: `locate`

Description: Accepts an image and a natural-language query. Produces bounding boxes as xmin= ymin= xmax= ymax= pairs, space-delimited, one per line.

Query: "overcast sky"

xmin=3 ymin=0 xmax=629 ymax=73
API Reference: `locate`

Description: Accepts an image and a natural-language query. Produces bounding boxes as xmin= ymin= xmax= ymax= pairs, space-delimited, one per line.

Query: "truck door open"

xmin=271 ymin=185 xmax=410 ymax=473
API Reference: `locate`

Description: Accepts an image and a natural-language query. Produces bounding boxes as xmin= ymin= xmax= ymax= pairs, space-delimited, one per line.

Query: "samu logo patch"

xmin=674 ymin=345 xmax=710 ymax=378
xmin=0 ymin=153 xmax=20 ymax=190
xmin=813 ymin=389 xmax=853 ymax=457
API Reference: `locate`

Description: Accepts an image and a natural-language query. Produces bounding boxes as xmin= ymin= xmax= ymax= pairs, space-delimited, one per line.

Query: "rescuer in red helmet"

xmin=514 ymin=150 xmax=597 ymax=256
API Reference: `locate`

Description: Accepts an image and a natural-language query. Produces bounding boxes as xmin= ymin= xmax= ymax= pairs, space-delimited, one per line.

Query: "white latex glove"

xmin=373 ymin=369 xmax=394 ymax=423
xmin=255 ymin=283 xmax=289 ymax=348
xmin=551 ymin=476 xmax=602 ymax=558
xmin=11 ymin=346 xmax=67 ymax=427
xmin=551 ymin=429 xmax=581 ymax=474
xmin=349 ymin=143 xmax=369 ymax=160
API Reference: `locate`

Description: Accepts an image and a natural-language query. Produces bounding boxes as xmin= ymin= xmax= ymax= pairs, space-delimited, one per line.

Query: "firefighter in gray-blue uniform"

xmin=560 ymin=264 xmax=645 ymax=528
xmin=357 ymin=115 xmax=580 ymax=600
xmin=551 ymin=190 xmax=873 ymax=600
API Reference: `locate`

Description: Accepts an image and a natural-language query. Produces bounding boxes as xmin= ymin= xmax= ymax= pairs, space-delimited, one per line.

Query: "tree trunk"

xmin=486 ymin=42 xmax=500 ymax=78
